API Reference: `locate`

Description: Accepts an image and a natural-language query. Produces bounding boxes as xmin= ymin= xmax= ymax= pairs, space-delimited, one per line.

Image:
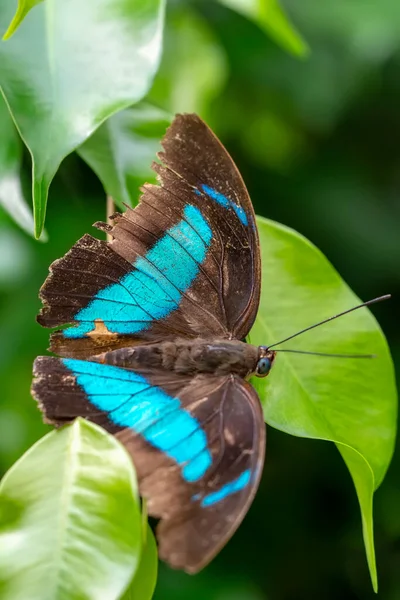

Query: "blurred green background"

xmin=0 ymin=0 xmax=399 ymax=598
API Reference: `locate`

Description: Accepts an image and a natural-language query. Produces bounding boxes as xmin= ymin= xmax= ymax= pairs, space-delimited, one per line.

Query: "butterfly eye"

xmin=256 ymin=357 xmax=271 ymax=377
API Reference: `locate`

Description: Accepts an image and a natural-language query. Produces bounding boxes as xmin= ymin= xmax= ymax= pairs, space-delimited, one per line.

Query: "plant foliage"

xmin=0 ymin=0 xmax=397 ymax=598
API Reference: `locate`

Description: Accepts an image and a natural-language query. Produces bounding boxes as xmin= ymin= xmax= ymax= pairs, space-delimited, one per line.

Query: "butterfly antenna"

xmin=273 ymin=349 xmax=376 ymax=358
xmin=267 ymin=294 xmax=391 ymax=350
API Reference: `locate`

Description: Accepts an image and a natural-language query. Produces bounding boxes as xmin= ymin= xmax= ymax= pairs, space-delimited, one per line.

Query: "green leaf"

xmin=219 ymin=0 xmax=309 ymax=57
xmin=2 ymin=0 xmax=43 ymax=40
xmin=0 ymin=419 xmax=143 ymax=600
xmin=0 ymin=0 xmax=166 ymax=238
xmin=78 ymin=104 xmax=171 ymax=208
xmin=251 ymin=217 xmax=397 ymax=592
xmin=121 ymin=526 xmax=158 ymax=600
xmin=0 ymin=94 xmax=36 ymax=237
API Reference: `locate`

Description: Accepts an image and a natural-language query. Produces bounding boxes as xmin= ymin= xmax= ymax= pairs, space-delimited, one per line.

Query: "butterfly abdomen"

xmin=98 ymin=339 xmax=259 ymax=377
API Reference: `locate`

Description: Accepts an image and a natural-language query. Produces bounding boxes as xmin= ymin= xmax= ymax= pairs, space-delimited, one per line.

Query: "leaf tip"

xmin=371 ymin=568 xmax=378 ymax=593
xmin=2 ymin=29 xmax=13 ymax=41
xmin=295 ymin=41 xmax=311 ymax=59
xmin=33 ymin=192 xmax=47 ymax=240
xmin=2 ymin=1 xmax=44 ymax=41
xmin=279 ymin=30 xmax=310 ymax=59
xmin=2 ymin=7 xmax=23 ymax=41
xmin=34 ymin=223 xmax=44 ymax=240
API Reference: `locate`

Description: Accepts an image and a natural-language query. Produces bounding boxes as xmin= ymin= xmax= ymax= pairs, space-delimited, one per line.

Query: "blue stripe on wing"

xmin=64 ymin=204 xmax=212 ymax=339
xmin=200 ymin=184 xmax=248 ymax=226
xmin=62 ymin=358 xmax=212 ymax=482
xmin=194 ymin=469 xmax=252 ymax=507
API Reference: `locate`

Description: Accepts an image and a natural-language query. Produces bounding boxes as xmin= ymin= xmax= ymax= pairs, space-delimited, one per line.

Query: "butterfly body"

xmin=95 ymin=338 xmax=266 ymax=378
xmin=32 ymin=113 xmax=272 ymax=573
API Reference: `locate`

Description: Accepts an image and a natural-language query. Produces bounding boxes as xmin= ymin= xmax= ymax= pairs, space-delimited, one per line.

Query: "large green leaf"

xmin=0 ymin=419 xmax=143 ymax=600
xmin=251 ymin=217 xmax=397 ymax=591
xmin=2 ymin=0 xmax=44 ymax=40
xmin=78 ymin=104 xmax=171 ymax=208
xmin=0 ymin=0 xmax=165 ymax=238
xmin=219 ymin=0 xmax=309 ymax=57
xmin=121 ymin=526 xmax=158 ymax=600
xmin=0 ymin=94 xmax=36 ymax=236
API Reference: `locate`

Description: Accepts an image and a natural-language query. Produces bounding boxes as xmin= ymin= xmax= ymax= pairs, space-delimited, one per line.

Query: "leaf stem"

xmin=106 ymin=195 xmax=115 ymax=242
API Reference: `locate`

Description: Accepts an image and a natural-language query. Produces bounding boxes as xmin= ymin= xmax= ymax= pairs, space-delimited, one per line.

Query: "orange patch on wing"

xmin=87 ymin=319 xmax=118 ymax=339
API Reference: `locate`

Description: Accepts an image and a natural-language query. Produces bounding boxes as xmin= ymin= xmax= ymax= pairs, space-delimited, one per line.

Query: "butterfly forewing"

xmin=37 ymin=114 xmax=260 ymax=356
xmin=32 ymin=356 xmax=265 ymax=572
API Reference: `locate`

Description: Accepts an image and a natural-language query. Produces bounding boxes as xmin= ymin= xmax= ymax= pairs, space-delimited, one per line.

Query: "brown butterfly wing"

xmin=37 ymin=114 xmax=260 ymax=357
xmin=32 ymin=355 xmax=265 ymax=573
xmin=153 ymin=377 xmax=265 ymax=572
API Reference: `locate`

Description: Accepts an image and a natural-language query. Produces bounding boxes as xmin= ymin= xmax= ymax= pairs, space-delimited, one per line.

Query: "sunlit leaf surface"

xmin=0 ymin=0 xmax=165 ymax=237
xmin=0 ymin=419 xmax=142 ymax=600
xmin=251 ymin=217 xmax=397 ymax=591
xmin=2 ymin=0 xmax=43 ymax=40
xmin=219 ymin=0 xmax=309 ymax=56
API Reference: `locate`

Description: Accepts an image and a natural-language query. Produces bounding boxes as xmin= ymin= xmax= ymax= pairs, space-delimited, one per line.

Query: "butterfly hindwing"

xmin=32 ymin=354 xmax=265 ymax=573
xmin=153 ymin=376 xmax=265 ymax=572
xmin=37 ymin=114 xmax=260 ymax=357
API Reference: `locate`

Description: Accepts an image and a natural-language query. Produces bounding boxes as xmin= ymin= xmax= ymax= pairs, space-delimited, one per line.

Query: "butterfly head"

xmin=255 ymin=346 xmax=276 ymax=377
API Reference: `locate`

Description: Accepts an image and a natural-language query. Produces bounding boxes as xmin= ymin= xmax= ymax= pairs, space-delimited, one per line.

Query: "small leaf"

xmin=78 ymin=104 xmax=171 ymax=208
xmin=219 ymin=0 xmax=309 ymax=57
xmin=0 ymin=0 xmax=166 ymax=238
xmin=251 ymin=217 xmax=397 ymax=591
xmin=121 ymin=526 xmax=158 ymax=600
xmin=2 ymin=0 xmax=43 ymax=40
xmin=0 ymin=419 xmax=143 ymax=600
xmin=0 ymin=94 xmax=36 ymax=236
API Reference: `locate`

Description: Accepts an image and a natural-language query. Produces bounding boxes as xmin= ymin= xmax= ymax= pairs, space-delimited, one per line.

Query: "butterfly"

xmin=31 ymin=113 xmax=281 ymax=572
